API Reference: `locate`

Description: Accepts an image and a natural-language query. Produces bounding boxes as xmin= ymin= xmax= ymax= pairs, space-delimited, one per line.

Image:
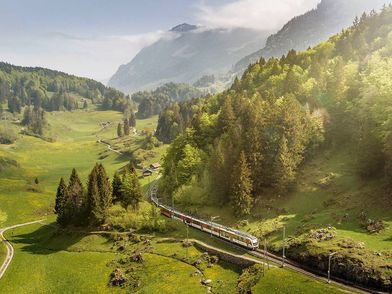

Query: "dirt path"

xmin=0 ymin=220 xmax=44 ymax=280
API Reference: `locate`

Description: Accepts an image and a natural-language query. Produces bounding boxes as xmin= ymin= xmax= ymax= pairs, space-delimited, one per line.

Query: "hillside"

xmin=233 ymin=0 xmax=388 ymax=74
xmin=132 ymin=82 xmax=203 ymax=119
xmin=0 ymin=62 xmax=130 ymax=113
xmin=156 ymin=6 xmax=392 ymax=291
xmin=108 ymin=24 xmax=272 ymax=93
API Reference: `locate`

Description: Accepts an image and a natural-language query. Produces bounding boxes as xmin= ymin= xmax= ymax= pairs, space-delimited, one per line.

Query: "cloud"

xmin=0 ymin=31 xmax=169 ymax=81
xmin=195 ymin=0 xmax=321 ymax=31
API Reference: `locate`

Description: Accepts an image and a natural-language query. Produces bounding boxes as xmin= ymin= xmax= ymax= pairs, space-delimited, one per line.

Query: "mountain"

xmin=108 ymin=24 xmax=272 ymax=93
xmin=233 ymin=0 xmax=388 ymax=73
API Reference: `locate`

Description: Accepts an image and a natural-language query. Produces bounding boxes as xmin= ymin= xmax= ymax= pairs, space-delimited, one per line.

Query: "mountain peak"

xmin=170 ymin=23 xmax=198 ymax=33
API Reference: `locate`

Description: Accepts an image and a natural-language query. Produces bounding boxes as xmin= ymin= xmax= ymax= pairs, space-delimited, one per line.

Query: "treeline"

xmin=0 ymin=62 xmax=132 ymax=113
xmin=159 ymin=5 xmax=392 ymax=216
xmin=55 ymin=164 xmax=142 ymax=227
xmin=132 ymin=82 xmax=203 ymax=119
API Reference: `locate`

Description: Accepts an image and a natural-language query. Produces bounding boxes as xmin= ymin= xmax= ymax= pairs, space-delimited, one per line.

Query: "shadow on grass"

xmin=9 ymin=223 xmax=100 ymax=255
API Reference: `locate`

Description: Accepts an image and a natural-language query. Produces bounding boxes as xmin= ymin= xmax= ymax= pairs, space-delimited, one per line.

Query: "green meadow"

xmin=0 ymin=109 xmax=356 ymax=293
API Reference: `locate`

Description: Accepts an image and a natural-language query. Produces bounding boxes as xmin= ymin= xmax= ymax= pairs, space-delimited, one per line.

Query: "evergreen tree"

xmin=117 ymin=123 xmax=123 ymax=137
xmin=112 ymin=171 xmax=123 ymax=203
xmin=123 ymin=118 xmax=130 ymax=135
xmin=86 ymin=164 xmax=112 ymax=225
xmin=230 ymin=151 xmax=253 ymax=217
xmin=273 ymin=135 xmax=295 ymax=192
xmin=129 ymin=112 xmax=136 ymax=127
xmin=217 ymin=96 xmax=236 ymax=134
xmin=54 ymin=177 xmax=67 ymax=214
xmin=22 ymin=106 xmax=32 ymax=126
xmin=83 ymin=100 xmax=88 ymax=109
xmin=67 ymin=168 xmax=85 ymax=224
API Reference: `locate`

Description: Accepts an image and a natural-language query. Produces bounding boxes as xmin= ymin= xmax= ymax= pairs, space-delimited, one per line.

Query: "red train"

xmin=150 ymin=184 xmax=259 ymax=250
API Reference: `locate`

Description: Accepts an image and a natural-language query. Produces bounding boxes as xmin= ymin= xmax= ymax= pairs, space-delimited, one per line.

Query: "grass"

xmin=252 ymin=267 xmax=347 ymax=293
xmin=0 ymin=223 xmax=122 ymax=294
xmin=173 ymin=147 xmax=392 ymax=289
xmin=0 ymin=109 xmax=370 ymax=293
xmin=0 ymin=109 xmax=165 ymax=292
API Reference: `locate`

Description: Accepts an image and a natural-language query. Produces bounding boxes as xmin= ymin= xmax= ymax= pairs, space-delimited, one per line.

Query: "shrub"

xmin=0 ymin=125 xmax=18 ymax=144
xmin=236 ymin=264 xmax=264 ymax=294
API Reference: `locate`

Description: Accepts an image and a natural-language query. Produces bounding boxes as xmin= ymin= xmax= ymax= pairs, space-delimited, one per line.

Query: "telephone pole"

xmin=328 ymin=252 xmax=337 ymax=283
xmin=282 ymin=226 xmax=286 ymax=268
xmin=264 ymin=239 xmax=269 ymax=270
xmin=186 ymin=223 xmax=189 ymax=260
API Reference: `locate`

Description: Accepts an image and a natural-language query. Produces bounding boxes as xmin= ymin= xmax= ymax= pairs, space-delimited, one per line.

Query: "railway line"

xmin=147 ymin=178 xmax=387 ymax=294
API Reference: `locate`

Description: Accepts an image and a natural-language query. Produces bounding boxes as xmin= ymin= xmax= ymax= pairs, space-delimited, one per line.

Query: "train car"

xmin=150 ymin=182 xmax=259 ymax=250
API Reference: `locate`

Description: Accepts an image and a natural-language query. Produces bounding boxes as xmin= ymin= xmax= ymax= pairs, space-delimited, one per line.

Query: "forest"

xmin=132 ymin=82 xmax=203 ymax=119
xmin=158 ymin=6 xmax=392 ymax=216
xmin=0 ymin=62 xmax=131 ymax=113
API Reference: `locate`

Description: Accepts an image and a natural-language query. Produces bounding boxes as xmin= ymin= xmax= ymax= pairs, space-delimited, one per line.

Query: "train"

xmin=149 ymin=182 xmax=259 ymax=250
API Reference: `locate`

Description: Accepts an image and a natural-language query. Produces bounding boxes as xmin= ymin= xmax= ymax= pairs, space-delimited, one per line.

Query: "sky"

xmin=0 ymin=0 xmax=320 ymax=81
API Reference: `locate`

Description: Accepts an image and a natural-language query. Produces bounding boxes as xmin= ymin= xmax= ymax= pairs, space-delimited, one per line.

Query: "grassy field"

xmin=1 ymin=223 xmax=122 ymax=294
xmin=173 ymin=147 xmax=392 ymax=288
xmin=252 ymin=267 xmax=346 ymax=294
xmin=0 ymin=109 xmax=364 ymax=293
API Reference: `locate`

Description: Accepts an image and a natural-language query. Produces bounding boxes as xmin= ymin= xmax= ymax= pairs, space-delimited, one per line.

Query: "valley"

xmin=1 ymin=1 xmax=392 ymax=293
xmin=0 ymin=106 xmax=352 ymax=293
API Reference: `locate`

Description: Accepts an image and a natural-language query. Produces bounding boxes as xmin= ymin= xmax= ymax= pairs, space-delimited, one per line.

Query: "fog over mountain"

xmin=233 ymin=0 xmax=388 ymax=73
xmin=108 ymin=24 xmax=272 ymax=93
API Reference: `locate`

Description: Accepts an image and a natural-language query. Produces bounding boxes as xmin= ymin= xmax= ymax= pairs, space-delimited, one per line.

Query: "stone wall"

xmin=192 ymin=239 xmax=258 ymax=269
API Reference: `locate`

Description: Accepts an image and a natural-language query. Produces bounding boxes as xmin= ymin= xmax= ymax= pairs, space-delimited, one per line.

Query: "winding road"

xmin=0 ymin=220 xmax=43 ymax=280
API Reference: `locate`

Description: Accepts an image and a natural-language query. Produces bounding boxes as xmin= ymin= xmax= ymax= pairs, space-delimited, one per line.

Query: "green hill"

xmin=156 ymin=6 xmax=392 ymax=291
xmin=0 ymin=62 xmax=131 ymax=113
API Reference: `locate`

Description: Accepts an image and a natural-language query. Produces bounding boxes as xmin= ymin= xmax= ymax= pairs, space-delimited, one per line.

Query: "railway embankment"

xmin=191 ymin=239 xmax=261 ymax=268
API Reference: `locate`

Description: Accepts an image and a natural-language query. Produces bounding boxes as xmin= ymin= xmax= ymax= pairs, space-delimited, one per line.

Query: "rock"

xmin=110 ymin=268 xmax=127 ymax=286
xmin=132 ymin=253 xmax=143 ymax=263
xmin=202 ymin=279 xmax=212 ymax=285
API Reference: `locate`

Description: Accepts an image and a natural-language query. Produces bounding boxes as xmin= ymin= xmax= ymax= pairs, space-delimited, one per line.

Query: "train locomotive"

xmin=149 ymin=183 xmax=259 ymax=250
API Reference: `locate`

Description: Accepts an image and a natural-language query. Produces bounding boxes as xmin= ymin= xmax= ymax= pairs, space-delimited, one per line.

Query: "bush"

xmin=236 ymin=264 xmax=264 ymax=294
xmin=0 ymin=125 xmax=18 ymax=144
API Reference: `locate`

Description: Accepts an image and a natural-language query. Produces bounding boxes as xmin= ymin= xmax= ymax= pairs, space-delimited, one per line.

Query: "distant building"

xmin=150 ymin=163 xmax=161 ymax=170
xmin=143 ymin=169 xmax=153 ymax=177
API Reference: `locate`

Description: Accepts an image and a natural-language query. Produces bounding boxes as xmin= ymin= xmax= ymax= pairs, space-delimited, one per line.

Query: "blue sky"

xmin=0 ymin=0 xmax=320 ymax=80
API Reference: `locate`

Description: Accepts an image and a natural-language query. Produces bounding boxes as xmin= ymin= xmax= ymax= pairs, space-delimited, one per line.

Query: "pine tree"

xmin=129 ymin=112 xmax=136 ymax=127
xmin=123 ymin=118 xmax=130 ymax=135
xmin=112 ymin=171 xmax=123 ymax=203
xmin=230 ymin=151 xmax=253 ymax=217
xmin=87 ymin=164 xmax=112 ymax=225
xmin=54 ymin=177 xmax=67 ymax=214
xmin=273 ymin=135 xmax=295 ymax=192
xmin=117 ymin=123 xmax=123 ymax=137
xmin=209 ymin=141 xmax=228 ymax=203
xmin=67 ymin=168 xmax=85 ymax=224
xmin=217 ymin=96 xmax=236 ymax=134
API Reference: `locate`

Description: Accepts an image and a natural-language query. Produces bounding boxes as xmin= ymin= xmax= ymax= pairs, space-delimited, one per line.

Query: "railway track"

xmin=147 ymin=179 xmax=388 ymax=294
